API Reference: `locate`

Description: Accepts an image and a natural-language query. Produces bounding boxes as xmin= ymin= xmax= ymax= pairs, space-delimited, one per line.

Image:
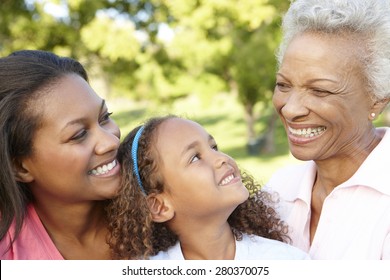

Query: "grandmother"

xmin=267 ymin=0 xmax=390 ymax=259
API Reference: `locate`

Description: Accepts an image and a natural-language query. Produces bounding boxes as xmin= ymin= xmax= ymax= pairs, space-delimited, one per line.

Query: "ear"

xmin=13 ymin=160 xmax=34 ymax=183
xmin=371 ymin=98 xmax=390 ymax=117
xmin=146 ymin=194 xmax=174 ymax=223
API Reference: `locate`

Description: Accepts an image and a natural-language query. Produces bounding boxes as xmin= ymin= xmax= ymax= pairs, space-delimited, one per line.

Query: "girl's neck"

xmin=178 ymin=222 xmax=236 ymax=260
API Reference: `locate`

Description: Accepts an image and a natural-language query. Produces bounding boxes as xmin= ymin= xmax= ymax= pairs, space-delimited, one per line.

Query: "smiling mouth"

xmin=89 ymin=160 xmax=117 ymax=175
xmin=288 ymin=126 xmax=326 ymax=138
xmin=219 ymin=174 xmax=235 ymax=186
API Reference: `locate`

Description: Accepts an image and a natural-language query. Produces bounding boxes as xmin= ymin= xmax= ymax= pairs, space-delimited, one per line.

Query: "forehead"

xmin=282 ymin=32 xmax=361 ymax=75
xmin=287 ymin=32 xmax=357 ymax=56
xmin=155 ymin=118 xmax=209 ymax=151
xmin=157 ymin=118 xmax=208 ymax=140
xmin=278 ymin=33 xmax=370 ymax=92
xmin=38 ymin=74 xmax=103 ymax=129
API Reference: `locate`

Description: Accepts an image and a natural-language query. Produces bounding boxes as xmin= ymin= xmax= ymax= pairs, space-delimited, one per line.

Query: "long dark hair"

xmin=0 ymin=50 xmax=89 ymax=245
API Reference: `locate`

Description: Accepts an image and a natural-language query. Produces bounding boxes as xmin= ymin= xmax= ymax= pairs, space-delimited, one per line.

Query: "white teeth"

xmin=288 ymin=126 xmax=326 ymax=138
xmin=219 ymin=174 xmax=234 ymax=186
xmin=90 ymin=160 xmax=117 ymax=175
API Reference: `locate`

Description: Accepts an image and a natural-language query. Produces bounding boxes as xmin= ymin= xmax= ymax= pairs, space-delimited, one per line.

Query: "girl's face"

xmin=155 ymin=118 xmax=249 ymax=220
xmin=21 ymin=74 xmax=121 ymax=205
xmin=273 ymin=32 xmax=376 ymax=162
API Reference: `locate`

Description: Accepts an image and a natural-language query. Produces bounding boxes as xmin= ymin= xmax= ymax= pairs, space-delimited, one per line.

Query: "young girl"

xmin=106 ymin=115 xmax=309 ymax=260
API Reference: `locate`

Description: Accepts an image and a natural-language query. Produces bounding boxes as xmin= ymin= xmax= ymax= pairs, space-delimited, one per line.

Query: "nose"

xmin=213 ymin=151 xmax=231 ymax=169
xmin=94 ymin=123 xmax=121 ymax=155
xmin=274 ymin=90 xmax=309 ymax=121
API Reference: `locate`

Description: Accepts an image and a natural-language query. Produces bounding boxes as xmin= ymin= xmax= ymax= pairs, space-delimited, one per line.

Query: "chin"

xmin=290 ymin=147 xmax=316 ymax=161
xmin=238 ymin=188 xmax=250 ymax=202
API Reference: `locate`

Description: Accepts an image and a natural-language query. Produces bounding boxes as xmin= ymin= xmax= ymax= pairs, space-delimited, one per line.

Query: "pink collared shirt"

xmin=0 ymin=204 xmax=64 ymax=260
xmin=265 ymin=127 xmax=390 ymax=259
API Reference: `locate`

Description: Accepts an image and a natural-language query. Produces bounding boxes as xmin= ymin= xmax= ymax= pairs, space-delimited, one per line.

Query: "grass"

xmin=107 ymin=93 xmax=299 ymax=185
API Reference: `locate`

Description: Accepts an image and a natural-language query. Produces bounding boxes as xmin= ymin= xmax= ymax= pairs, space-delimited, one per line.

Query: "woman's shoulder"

xmin=271 ymin=161 xmax=313 ymax=179
xmin=0 ymin=204 xmax=63 ymax=260
xmin=265 ymin=161 xmax=314 ymax=191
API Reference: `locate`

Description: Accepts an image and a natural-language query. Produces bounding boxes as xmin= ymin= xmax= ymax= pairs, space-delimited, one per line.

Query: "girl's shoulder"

xmin=236 ymin=234 xmax=310 ymax=260
xmin=148 ymin=241 xmax=184 ymax=260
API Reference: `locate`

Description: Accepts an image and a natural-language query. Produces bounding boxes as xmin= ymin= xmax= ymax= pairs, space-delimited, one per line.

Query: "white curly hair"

xmin=276 ymin=0 xmax=390 ymax=100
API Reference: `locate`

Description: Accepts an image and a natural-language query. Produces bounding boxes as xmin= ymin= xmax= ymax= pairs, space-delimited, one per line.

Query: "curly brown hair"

xmin=106 ymin=115 xmax=289 ymax=260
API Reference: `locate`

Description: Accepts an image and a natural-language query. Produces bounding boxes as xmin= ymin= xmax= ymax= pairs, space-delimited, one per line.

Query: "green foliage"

xmin=1 ymin=0 xmax=287 ymax=147
xmin=155 ymin=0 xmax=284 ymax=143
xmin=81 ymin=15 xmax=140 ymax=61
xmin=232 ymin=25 xmax=278 ymax=105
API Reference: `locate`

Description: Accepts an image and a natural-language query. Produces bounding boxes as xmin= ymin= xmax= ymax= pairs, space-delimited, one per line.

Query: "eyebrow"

xmin=100 ymin=99 xmax=106 ymax=113
xmin=180 ymin=134 xmax=214 ymax=157
xmin=62 ymin=99 xmax=106 ymax=131
xmin=277 ymin=72 xmax=337 ymax=84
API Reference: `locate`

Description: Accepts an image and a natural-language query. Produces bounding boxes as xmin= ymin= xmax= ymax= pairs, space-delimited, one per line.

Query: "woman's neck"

xmin=314 ymin=128 xmax=384 ymax=194
xmin=309 ymin=128 xmax=384 ymax=243
xmin=33 ymin=201 xmax=111 ymax=259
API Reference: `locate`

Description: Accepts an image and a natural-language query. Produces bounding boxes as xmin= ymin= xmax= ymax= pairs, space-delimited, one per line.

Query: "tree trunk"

xmin=244 ymin=102 xmax=278 ymax=155
xmin=244 ymin=102 xmax=260 ymax=155
xmin=262 ymin=110 xmax=277 ymax=154
xmin=244 ymin=102 xmax=256 ymax=141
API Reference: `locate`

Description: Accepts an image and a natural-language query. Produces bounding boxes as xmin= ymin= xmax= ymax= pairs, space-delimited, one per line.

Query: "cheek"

xmin=37 ymin=147 xmax=89 ymax=175
xmin=107 ymin=121 xmax=121 ymax=139
xmin=169 ymin=173 xmax=207 ymax=198
xmin=272 ymin=92 xmax=286 ymax=111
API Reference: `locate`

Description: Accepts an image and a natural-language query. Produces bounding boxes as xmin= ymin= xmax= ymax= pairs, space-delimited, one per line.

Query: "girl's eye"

xmin=211 ymin=144 xmax=218 ymax=151
xmin=70 ymin=130 xmax=87 ymax=141
xmin=99 ymin=112 xmax=113 ymax=124
xmin=190 ymin=154 xmax=200 ymax=163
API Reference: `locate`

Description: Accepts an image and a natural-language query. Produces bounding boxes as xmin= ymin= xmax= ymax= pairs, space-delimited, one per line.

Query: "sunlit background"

xmin=2 ymin=0 xmax=388 ymax=182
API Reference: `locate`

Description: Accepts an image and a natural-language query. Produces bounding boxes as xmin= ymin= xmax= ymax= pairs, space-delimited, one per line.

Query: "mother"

xmin=0 ymin=50 xmax=121 ymax=259
xmin=267 ymin=0 xmax=390 ymax=259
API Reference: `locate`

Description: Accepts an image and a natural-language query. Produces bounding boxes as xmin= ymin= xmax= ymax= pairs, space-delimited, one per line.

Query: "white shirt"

xmin=265 ymin=127 xmax=390 ymax=259
xmin=149 ymin=233 xmax=309 ymax=260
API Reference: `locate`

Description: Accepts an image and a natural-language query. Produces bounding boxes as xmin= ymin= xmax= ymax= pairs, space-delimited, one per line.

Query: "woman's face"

xmin=21 ymin=74 xmax=121 ymax=204
xmin=273 ymin=33 xmax=375 ymax=162
xmin=155 ymin=118 xmax=249 ymax=220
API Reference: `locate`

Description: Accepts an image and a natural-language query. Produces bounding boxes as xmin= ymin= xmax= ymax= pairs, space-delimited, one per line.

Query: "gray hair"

xmin=276 ymin=0 xmax=390 ymax=100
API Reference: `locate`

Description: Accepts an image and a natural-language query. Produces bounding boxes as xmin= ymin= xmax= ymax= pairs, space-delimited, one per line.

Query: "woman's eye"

xmin=275 ymin=82 xmax=290 ymax=92
xmin=99 ymin=112 xmax=113 ymax=124
xmin=211 ymin=144 xmax=218 ymax=151
xmin=312 ymin=89 xmax=331 ymax=96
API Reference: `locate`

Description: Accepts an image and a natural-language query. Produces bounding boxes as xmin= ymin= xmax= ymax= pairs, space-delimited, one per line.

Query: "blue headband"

xmin=131 ymin=126 xmax=146 ymax=195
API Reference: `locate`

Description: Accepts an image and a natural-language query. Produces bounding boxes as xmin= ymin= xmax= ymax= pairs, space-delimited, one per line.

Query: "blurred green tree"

xmin=150 ymin=0 xmax=287 ymax=153
xmin=0 ymin=0 xmax=288 ymax=153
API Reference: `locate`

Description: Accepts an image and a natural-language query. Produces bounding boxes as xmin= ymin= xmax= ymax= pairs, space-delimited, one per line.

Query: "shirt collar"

xmin=340 ymin=127 xmax=390 ymax=195
xmin=282 ymin=161 xmax=316 ymax=203
xmin=281 ymin=127 xmax=390 ymax=200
